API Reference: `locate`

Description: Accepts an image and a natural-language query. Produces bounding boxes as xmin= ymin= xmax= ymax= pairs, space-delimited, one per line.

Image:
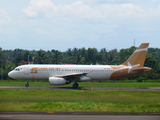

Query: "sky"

xmin=0 ymin=0 xmax=160 ymax=51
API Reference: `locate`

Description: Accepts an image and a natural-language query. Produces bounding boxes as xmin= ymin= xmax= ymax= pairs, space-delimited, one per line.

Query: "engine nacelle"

xmin=49 ymin=77 xmax=67 ymax=85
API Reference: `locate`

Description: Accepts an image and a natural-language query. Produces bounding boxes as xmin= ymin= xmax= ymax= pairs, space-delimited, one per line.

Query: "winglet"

xmin=122 ymin=43 xmax=149 ymax=67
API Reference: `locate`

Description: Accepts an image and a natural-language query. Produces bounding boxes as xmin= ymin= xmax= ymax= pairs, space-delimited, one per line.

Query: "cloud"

xmin=22 ymin=0 xmax=145 ymax=19
xmin=19 ymin=0 xmax=160 ymax=42
xmin=22 ymin=0 xmax=55 ymax=17
xmin=22 ymin=0 xmax=160 ymax=21
xmin=0 ymin=8 xmax=11 ymax=24
xmin=84 ymin=0 xmax=137 ymax=4
xmin=151 ymin=0 xmax=157 ymax=3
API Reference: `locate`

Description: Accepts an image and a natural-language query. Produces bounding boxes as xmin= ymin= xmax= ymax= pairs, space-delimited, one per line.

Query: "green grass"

xmin=1 ymin=80 xmax=160 ymax=87
xmin=0 ymin=89 xmax=160 ymax=113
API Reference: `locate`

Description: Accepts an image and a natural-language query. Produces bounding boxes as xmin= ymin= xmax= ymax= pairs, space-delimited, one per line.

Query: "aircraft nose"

xmin=8 ymin=71 xmax=15 ymax=79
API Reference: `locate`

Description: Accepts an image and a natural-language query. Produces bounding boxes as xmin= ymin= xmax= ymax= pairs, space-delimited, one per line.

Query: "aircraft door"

xmin=24 ymin=67 xmax=29 ymax=75
xmin=24 ymin=67 xmax=30 ymax=79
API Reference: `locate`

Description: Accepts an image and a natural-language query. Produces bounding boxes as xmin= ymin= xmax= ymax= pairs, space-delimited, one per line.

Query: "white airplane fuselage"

xmin=8 ymin=43 xmax=152 ymax=88
xmin=8 ymin=64 xmax=116 ymax=81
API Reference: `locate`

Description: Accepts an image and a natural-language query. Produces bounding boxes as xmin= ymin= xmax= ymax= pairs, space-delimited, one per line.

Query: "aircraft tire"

xmin=25 ymin=84 xmax=29 ymax=87
xmin=73 ymin=83 xmax=78 ymax=88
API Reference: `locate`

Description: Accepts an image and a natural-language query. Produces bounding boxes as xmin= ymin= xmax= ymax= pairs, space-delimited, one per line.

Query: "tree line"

xmin=0 ymin=46 xmax=160 ymax=80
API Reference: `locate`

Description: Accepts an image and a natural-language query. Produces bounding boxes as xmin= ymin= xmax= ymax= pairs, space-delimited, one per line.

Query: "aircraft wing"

xmin=55 ymin=72 xmax=88 ymax=80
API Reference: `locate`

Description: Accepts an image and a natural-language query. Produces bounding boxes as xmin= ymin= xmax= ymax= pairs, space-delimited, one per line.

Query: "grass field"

xmin=1 ymin=79 xmax=160 ymax=87
xmin=1 ymin=80 xmax=160 ymax=113
xmin=0 ymin=89 xmax=160 ymax=113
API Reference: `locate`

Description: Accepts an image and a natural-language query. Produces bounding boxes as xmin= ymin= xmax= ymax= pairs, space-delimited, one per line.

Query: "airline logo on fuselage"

xmin=30 ymin=67 xmax=61 ymax=73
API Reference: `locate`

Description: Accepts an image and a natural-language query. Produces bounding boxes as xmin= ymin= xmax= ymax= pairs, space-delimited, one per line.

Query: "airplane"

xmin=8 ymin=43 xmax=151 ymax=88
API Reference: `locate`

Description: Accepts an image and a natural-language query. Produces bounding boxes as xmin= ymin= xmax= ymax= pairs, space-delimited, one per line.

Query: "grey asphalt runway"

xmin=1 ymin=86 xmax=160 ymax=90
xmin=0 ymin=112 xmax=160 ymax=120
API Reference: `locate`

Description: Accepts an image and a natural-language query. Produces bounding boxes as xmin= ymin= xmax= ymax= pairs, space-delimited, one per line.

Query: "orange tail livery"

xmin=110 ymin=43 xmax=151 ymax=79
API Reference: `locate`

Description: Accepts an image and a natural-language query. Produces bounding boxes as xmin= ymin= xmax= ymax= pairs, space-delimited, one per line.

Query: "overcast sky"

xmin=0 ymin=0 xmax=160 ymax=51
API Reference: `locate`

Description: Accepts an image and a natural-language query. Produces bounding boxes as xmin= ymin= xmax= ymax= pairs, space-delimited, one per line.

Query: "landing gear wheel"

xmin=25 ymin=80 xmax=29 ymax=87
xmin=73 ymin=83 xmax=79 ymax=88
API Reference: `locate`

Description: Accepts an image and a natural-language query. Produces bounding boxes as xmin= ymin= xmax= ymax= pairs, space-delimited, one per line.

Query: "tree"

xmin=144 ymin=56 xmax=159 ymax=73
xmin=5 ymin=62 xmax=16 ymax=72
xmin=66 ymin=56 xmax=76 ymax=64
xmin=23 ymin=51 xmax=33 ymax=63
xmin=72 ymin=47 xmax=79 ymax=56
xmin=105 ymin=49 xmax=118 ymax=65
xmin=67 ymin=48 xmax=73 ymax=57
xmin=0 ymin=48 xmax=6 ymax=68
xmin=13 ymin=53 xmax=23 ymax=65
xmin=81 ymin=47 xmax=86 ymax=57
xmin=33 ymin=50 xmax=47 ymax=64
xmin=85 ymin=48 xmax=97 ymax=64
xmin=76 ymin=54 xmax=85 ymax=64
xmin=52 ymin=50 xmax=63 ymax=64
xmin=119 ymin=46 xmax=136 ymax=64
xmin=96 ymin=53 xmax=103 ymax=64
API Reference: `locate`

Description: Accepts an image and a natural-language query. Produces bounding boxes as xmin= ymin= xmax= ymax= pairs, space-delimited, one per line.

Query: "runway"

xmin=0 ymin=112 xmax=160 ymax=120
xmin=1 ymin=86 xmax=160 ymax=90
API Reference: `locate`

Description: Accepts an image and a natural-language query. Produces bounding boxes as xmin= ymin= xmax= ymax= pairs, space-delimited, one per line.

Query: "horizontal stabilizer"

xmin=131 ymin=67 xmax=151 ymax=72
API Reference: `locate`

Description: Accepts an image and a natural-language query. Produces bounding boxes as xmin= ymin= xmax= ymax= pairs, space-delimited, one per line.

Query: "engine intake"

xmin=49 ymin=77 xmax=67 ymax=85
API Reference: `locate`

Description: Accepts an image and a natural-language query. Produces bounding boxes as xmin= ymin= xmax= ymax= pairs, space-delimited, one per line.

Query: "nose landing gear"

xmin=25 ymin=80 xmax=29 ymax=87
xmin=73 ymin=83 xmax=79 ymax=88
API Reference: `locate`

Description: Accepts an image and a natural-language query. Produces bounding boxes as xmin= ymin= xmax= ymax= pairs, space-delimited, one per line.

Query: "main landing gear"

xmin=73 ymin=83 xmax=79 ymax=88
xmin=25 ymin=80 xmax=29 ymax=87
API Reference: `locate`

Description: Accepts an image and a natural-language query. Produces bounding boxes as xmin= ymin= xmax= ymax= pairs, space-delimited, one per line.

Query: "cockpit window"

xmin=14 ymin=68 xmax=20 ymax=71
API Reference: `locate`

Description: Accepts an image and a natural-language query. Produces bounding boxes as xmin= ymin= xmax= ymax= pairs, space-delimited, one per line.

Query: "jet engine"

xmin=49 ymin=77 xmax=67 ymax=85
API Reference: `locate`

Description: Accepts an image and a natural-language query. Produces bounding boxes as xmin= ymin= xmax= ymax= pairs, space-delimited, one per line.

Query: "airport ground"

xmin=0 ymin=80 xmax=160 ymax=119
xmin=1 ymin=112 xmax=160 ymax=120
xmin=1 ymin=79 xmax=160 ymax=87
xmin=0 ymin=87 xmax=160 ymax=113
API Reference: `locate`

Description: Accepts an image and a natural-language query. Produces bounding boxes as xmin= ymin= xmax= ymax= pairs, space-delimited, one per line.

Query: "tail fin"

xmin=122 ymin=43 xmax=149 ymax=67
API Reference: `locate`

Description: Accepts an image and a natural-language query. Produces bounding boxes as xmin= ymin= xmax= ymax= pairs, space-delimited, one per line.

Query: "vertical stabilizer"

xmin=122 ymin=43 xmax=149 ymax=67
